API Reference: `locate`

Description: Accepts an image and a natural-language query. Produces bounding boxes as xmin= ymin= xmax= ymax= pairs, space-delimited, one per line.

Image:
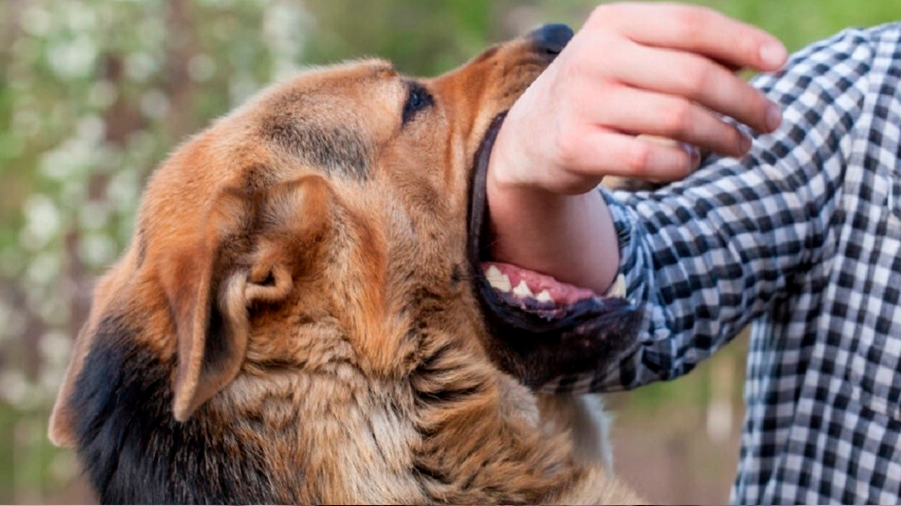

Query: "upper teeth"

xmin=513 ymin=280 xmax=534 ymax=298
xmin=486 ymin=266 xmax=511 ymax=292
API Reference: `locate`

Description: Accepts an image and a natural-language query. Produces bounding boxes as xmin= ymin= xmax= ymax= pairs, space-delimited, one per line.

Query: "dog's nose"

xmin=529 ymin=24 xmax=574 ymax=56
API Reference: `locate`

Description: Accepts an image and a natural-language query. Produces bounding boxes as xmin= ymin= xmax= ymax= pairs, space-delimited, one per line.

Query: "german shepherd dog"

xmin=49 ymin=24 xmax=642 ymax=504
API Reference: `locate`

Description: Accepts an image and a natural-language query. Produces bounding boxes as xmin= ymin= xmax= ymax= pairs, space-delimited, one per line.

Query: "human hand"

xmin=486 ymin=3 xmax=788 ymax=292
xmin=491 ymin=2 xmax=787 ymax=193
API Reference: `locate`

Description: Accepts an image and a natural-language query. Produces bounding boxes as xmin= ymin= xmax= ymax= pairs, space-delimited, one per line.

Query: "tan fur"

xmin=49 ymin=32 xmax=642 ymax=504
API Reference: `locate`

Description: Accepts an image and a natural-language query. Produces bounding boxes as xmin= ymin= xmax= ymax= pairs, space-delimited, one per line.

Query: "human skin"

xmin=486 ymin=2 xmax=788 ymax=293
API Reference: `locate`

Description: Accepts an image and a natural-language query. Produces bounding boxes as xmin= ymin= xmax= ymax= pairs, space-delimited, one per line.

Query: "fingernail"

xmin=766 ymin=103 xmax=782 ymax=131
xmin=760 ymin=41 xmax=787 ymax=68
xmin=682 ymin=144 xmax=701 ymax=169
xmin=690 ymin=147 xmax=701 ymax=168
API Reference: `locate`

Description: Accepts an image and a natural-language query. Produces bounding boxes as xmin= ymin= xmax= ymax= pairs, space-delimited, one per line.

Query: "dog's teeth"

xmin=606 ymin=274 xmax=627 ymax=298
xmin=486 ymin=266 xmax=512 ymax=292
xmin=513 ymin=280 xmax=533 ymax=298
xmin=535 ymin=290 xmax=553 ymax=302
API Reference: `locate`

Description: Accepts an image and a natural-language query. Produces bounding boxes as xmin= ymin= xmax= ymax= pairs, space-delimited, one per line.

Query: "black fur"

xmin=72 ymin=316 xmax=287 ymax=504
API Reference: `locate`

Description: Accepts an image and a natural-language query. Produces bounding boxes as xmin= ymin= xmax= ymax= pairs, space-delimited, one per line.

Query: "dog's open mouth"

xmin=480 ymin=261 xmax=626 ymax=319
xmin=467 ymin=113 xmax=641 ymax=388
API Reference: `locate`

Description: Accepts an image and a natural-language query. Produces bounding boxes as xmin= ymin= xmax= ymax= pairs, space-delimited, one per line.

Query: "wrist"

xmin=486 ymin=155 xmax=618 ymax=294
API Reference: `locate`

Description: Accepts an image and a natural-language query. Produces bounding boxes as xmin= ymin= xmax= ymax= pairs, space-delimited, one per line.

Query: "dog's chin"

xmin=466 ymin=113 xmax=642 ymax=389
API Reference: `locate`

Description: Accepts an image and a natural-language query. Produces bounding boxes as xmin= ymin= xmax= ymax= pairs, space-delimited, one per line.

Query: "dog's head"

xmin=49 ymin=24 xmax=638 ymax=504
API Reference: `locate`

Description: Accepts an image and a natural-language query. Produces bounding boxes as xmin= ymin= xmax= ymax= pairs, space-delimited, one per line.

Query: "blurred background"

xmin=0 ymin=0 xmax=898 ymax=503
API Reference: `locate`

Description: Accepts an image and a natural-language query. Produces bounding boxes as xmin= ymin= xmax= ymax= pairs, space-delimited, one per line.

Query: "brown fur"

xmin=49 ymin=31 xmax=641 ymax=504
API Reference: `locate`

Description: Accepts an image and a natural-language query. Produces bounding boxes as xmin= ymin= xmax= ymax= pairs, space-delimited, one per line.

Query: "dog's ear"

xmin=171 ymin=176 xmax=332 ymax=421
xmin=168 ymin=187 xmax=252 ymax=422
xmin=47 ymin=175 xmax=332 ymax=440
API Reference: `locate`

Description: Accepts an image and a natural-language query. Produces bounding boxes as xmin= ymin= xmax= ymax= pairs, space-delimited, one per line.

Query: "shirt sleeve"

xmin=546 ymin=27 xmax=886 ymax=394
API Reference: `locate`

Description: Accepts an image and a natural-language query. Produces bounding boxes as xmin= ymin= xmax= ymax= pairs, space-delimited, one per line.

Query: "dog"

xmin=48 ymin=24 xmax=643 ymax=504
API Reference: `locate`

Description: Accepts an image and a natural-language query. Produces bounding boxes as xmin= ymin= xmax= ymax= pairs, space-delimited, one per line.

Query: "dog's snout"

xmin=529 ymin=24 xmax=573 ymax=56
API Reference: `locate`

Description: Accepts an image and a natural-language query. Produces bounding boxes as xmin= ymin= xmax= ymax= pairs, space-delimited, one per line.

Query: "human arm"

xmin=487 ymin=2 xmax=787 ymax=295
xmin=487 ymin=5 xmax=874 ymax=390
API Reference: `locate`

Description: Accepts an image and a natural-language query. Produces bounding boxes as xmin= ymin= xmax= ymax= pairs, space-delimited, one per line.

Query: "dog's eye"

xmin=402 ymin=82 xmax=433 ymax=125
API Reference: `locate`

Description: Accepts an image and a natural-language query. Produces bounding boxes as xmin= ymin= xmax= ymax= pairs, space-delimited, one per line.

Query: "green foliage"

xmin=302 ymin=0 xmax=493 ymax=75
xmin=0 ymin=0 xmax=898 ymax=502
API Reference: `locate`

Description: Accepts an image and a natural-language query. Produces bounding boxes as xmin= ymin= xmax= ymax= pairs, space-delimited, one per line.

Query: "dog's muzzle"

xmin=466 ymin=113 xmax=641 ymax=390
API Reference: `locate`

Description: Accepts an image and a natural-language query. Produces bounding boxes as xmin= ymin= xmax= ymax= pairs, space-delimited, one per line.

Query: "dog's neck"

xmin=72 ymin=310 xmax=587 ymax=504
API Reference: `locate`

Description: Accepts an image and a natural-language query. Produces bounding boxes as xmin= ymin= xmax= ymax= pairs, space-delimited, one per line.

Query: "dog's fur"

xmin=49 ymin=29 xmax=641 ymax=504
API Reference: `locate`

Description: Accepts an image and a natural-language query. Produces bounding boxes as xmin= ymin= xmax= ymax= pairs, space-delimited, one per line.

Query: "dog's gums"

xmin=483 ymin=263 xmax=595 ymax=306
xmin=482 ymin=261 xmax=628 ymax=319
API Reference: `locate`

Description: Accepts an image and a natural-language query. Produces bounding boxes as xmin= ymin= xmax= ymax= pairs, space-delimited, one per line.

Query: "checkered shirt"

xmin=547 ymin=24 xmax=901 ymax=504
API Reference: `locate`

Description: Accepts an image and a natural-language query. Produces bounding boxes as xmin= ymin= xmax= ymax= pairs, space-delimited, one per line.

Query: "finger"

xmin=565 ymin=128 xmax=697 ymax=183
xmin=589 ymin=2 xmax=787 ymax=71
xmin=636 ymin=136 xmax=703 ymax=183
xmin=600 ymin=41 xmax=781 ymax=134
xmin=590 ymin=85 xmax=750 ymax=157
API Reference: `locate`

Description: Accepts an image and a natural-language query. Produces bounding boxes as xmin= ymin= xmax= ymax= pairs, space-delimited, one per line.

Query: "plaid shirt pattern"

xmin=546 ymin=24 xmax=901 ymax=504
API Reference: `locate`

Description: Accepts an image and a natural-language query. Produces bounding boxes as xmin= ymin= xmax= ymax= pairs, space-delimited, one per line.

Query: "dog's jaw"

xmin=466 ymin=113 xmax=642 ymax=388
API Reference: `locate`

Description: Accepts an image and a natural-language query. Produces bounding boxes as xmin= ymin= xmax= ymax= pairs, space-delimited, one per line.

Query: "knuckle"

xmin=663 ymin=102 xmax=694 ymax=136
xmin=555 ymin=39 xmax=603 ymax=81
xmin=740 ymin=36 xmax=762 ymax=64
xmin=588 ymin=2 xmax=641 ymax=30
xmin=626 ymin=143 xmax=653 ymax=176
xmin=551 ymin=125 xmax=583 ymax=168
xmin=671 ymin=6 xmax=713 ymax=40
xmin=683 ymin=59 xmax=713 ymax=95
xmin=588 ymin=3 xmax=621 ymax=27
